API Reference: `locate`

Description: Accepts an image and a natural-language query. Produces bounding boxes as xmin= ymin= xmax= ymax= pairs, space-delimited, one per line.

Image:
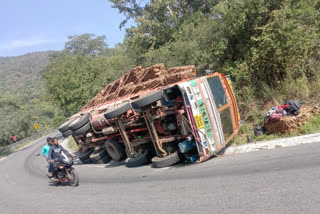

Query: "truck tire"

xmin=58 ymin=118 xmax=76 ymax=133
xmin=62 ymin=129 xmax=72 ymax=138
xmin=151 ymin=152 xmax=180 ymax=168
xmin=131 ymin=90 xmax=163 ymax=109
xmin=125 ymin=151 xmax=149 ymax=168
xmin=96 ymin=154 xmax=112 ymax=164
xmin=78 ymin=148 xmax=94 ymax=161
xmin=72 ymin=122 xmax=91 ymax=136
xmin=104 ymin=103 xmax=132 ymax=119
xmin=93 ymin=145 xmax=102 ymax=153
xmin=90 ymin=148 xmax=108 ymax=161
xmin=104 ymin=139 xmax=125 ymax=161
xmin=68 ymin=115 xmax=90 ymax=131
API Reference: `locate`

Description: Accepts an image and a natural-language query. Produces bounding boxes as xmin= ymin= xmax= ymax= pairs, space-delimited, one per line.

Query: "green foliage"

xmin=65 ymin=34 xmax=108 ymax=56
xmin=300 ymin=114 xmax=320 ymax=135
xmin=109 ymin=0 xmax=320 ymax=122
xmin=248 ymin=0 xmax=320 ymax=87
xmin=42 ymin=34 xmax=135 ymax=116
xmin=0 ymin=52 xmax=63 ymax=146
xmin=68 ymin=137 xmax=79 ymax=152
xmin=3 ymin=0 xmax=320 ymax=146
xmin=143 ymin=12 xmax=225 ymax=73
xmin=43 ymin=54 xmax=105 ymax=115
xmin=0 ymin=94 xmax=63 ymax=145
xmin=52 ymin=115 xmax=67 ymax=128
xmin=112 ymin=0 xmax=220 ymax=64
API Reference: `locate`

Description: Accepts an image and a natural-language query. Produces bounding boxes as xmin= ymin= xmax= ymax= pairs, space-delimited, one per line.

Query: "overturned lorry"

xmin=58 ymin=64 xmax=240 ymax=168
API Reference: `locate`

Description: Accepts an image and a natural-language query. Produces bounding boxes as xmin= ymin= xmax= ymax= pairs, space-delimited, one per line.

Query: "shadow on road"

xmin=104 ymin=160 xmax=126 ymax=168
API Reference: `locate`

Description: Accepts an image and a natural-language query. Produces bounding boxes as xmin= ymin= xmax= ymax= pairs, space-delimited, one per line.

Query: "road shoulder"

xmin=224 ymin=132 xmax=320 ymax=155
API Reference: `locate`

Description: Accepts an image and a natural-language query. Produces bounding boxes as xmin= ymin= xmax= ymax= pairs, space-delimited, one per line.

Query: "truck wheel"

xmin=58 ymin=118 xmax=76 ymax=133
xmin=104 ymin=103 xmax=132 ymax=119
xmin=62 ymin=129 xmax=72 ymax=138
xmin=72 ymin=122 xmax=91 ymax=136
xmin=125 ymin=151 xmax=149 ymax=168
xmin=93 ymin=145 xmax=102 ymax=153
xmin=68 ymin=115 xmax=90 ymax=131
xmin=78 ymin=148 xmax=94 ymax=161
xmin=96 ymin=154 xmax=112 ymax=164
xmin=151 ymin=152 xmax=180 ymax=168
xmin=104 ymin=139 xmax=125 ymax=161
xmin=90 ymin=148 xmax=108 ymax=161
xmin=131 ymin=90 xmax=163 ymax=109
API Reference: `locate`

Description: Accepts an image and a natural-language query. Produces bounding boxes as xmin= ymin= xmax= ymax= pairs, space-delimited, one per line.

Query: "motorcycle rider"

xmin=42 ymin=137 xmax=53 ymax=177
xmin=48 ymin=137 xmax=75 ymax=181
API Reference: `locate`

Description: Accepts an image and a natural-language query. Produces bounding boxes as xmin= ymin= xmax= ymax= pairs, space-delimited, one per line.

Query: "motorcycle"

xmin=50 ymin=151 xmax=79 ymax=187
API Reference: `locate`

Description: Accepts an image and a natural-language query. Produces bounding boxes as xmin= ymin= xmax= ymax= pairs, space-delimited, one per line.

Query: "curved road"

xmin=1 ymin=134 xmax=320 ymax=214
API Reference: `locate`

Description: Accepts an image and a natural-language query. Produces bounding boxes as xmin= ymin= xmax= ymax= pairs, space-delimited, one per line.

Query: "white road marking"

xmin=93 ymin=165 xmax=106 ymax=168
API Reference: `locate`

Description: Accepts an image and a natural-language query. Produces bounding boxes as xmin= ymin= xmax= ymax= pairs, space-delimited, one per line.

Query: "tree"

xmin=42 ymin=34 xmax=134 ymax=116
xmin=110 ymin=0 xmax=320 ymax=120
xmin=0 ymin=95 xmax=59 ymax=146
xmin=109 ymin=0 xmax=220 ymax=59
xmin=0 ymin=52 xmax=62 ymax=146
xmin=65 ymin=33 xmax=108 ymax=56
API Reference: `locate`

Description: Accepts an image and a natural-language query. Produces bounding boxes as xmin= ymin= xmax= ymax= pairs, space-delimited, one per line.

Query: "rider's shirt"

xmin=48 ymin=144 xmax=68 ymax=161
xmin=41 ymin=144 xmax=50 ymax=157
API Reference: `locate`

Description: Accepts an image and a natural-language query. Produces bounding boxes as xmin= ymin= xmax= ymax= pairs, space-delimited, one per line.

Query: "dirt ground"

xmin=265 ymin=106 xmax=319 ymax=134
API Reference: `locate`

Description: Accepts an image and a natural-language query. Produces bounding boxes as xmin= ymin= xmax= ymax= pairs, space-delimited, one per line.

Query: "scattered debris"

xmin=265 ymin=106 xmax=319 ymax=134
xmin=247 ymin=135 xmax=253 ymax=143
xmin=254 ymin=125 xmax=266 ymax=136
xmin=264 ymin=100 xmax=301 ymax=124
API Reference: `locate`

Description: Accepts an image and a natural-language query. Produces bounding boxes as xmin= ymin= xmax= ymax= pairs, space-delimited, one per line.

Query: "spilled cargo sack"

xmin=265 ymin=107 xmax=278 ymax=123
xmin=270 ymin=112 xmax=283 ymax=121
xmin=254 ymin=125 xmax=266 ymax=136
xmin=284 ymin=100 xmax=301 ymax=116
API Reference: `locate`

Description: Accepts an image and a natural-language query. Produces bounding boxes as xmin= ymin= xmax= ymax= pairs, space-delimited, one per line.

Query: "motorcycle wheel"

xmin=51 ymin=178 xmax=60 ymax=186
xmin=69 ymin=168 xmax=79 ymax=187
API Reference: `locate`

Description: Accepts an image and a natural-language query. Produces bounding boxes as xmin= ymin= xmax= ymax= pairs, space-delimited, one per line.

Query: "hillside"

xmin=0 ymin=51 xmax=63 ymax=146
xmin=0 ymin=51 xmax=55 ymax=98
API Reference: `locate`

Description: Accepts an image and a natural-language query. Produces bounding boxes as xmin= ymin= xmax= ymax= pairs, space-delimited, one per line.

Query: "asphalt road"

xmin=1 ymin=135 xmax=320 ymax=214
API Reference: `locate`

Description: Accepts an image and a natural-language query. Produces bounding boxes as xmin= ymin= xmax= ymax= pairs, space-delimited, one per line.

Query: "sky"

xmin=0 ymin=0 xmax=129 ymax=56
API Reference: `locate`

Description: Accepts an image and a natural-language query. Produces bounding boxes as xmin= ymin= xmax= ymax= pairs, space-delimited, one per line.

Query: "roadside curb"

xmin=224 ymin=132 xmax=320 ymax=155
xmin=0 ymin=132 xmax=58 ymax=161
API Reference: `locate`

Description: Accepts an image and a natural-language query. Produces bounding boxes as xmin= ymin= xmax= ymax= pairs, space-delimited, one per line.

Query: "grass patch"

xmin=68 ymin=137 xmax=79 ymax=152
xmin=299 ymin=113 xmax=320 ymax=134
xmin=253 ymin=132 xmax=297 ymax=142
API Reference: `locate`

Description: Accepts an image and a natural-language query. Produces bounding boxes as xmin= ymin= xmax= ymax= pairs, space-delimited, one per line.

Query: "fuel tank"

xmin=91 ymin=113 xmax=114 ymax=130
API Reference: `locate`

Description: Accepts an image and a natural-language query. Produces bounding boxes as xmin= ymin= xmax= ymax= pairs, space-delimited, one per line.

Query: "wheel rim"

xmin=106 ymin=144 xmax=119 ymax=160
xmin=68 ymin=171 xmax=78 ymax=186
